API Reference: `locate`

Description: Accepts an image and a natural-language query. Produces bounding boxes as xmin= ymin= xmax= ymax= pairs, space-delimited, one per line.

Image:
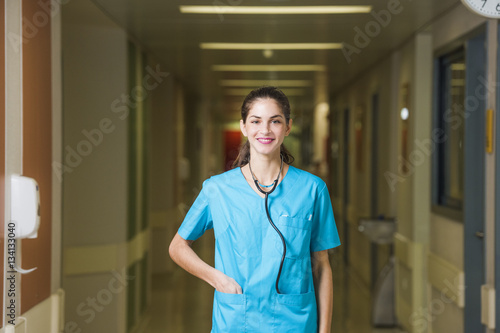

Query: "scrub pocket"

xmin=276 ymin=216 xmax=311 ymax=259
xmin=212 ymin=291 xmax=246 ymax=332
xmin=273 ymin=291 xmax=317 ymax=332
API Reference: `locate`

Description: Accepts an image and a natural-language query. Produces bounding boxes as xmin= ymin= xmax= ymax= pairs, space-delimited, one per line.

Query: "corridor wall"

xmin=61 ymin=1 xmax=129 ymax=331
xmin=149 ymin=74 xmax=181 ymax=274
xmin=331 ymin=4 xmax=487 ymax=333
xmin=330 ymin=52 xmax=396 ymax=329
xmin=60 ymin=0 xmax=170 ymax=331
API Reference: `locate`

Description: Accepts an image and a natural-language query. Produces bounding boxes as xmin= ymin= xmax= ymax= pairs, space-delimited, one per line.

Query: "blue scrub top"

xmin=178 ymin=165 xmax=341 ymax=333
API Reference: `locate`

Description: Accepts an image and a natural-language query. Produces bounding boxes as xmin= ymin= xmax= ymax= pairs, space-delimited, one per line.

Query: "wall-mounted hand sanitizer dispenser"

xmin=11 ymin=175 xmax=40 ymax=239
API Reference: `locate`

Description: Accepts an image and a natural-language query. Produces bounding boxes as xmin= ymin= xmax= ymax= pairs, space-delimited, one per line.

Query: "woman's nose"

xmin=260 ymin=123 xmax=271 ymax=134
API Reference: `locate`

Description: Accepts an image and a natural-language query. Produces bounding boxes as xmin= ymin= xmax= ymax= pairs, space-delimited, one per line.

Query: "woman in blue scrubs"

xmin=169 ymin=86 xmax=341 ymax=332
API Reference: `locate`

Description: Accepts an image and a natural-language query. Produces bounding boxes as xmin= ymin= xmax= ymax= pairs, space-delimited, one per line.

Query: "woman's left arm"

xmin=312 ymin=250 xmax=333 ymax=333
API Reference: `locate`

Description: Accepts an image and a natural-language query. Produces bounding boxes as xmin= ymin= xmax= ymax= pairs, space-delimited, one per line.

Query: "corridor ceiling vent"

xmin=179 ymin=6 xmax=373 ymax=15
xmin=225 ymin=88 xmax=306 ymax=96
xmin=220 ymin=80 xmax=312 ymax=87
xmin=212 ymin=65 xmax=326 ymax=72
xmin=200 ymin=43 xmax=343 ymax=50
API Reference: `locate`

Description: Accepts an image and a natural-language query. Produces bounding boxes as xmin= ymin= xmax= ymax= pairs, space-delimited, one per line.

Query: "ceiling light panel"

xmin=212 ymin=65 xmax=326 ymax=72
xmin=225 ymin=88 xmax=305 ymax=96
xmin=201 ymin=43 xmax=342 ymax=50
xmin=220 ymin=80 xmax=312 ymax=87
xmin=180 ymin=6 xmax=372 ymax=15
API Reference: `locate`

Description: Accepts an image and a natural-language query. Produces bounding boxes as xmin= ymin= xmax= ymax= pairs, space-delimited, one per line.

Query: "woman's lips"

xmin=257 ymin=138 xmax=274 ymax=144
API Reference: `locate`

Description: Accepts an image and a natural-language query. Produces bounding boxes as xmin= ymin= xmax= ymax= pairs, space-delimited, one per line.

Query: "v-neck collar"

xmin=237 ymin=164 xmax=297 ymax=200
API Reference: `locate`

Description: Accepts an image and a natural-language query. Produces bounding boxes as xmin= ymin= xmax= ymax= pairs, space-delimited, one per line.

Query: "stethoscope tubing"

xmin=251 ymin=155 xmax=286 ymax=294
xmin=264 ymin=192 xmax=286 ymax=295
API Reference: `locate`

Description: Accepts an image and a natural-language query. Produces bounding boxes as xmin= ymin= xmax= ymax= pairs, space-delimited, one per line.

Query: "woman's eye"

xmin=272 ymin=120 xmax=281 ymax=124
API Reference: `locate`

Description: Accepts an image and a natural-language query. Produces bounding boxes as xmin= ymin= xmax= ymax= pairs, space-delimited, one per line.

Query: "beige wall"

xmin=61 ymin=1 xmax=139 ymax=332
xmin=331 ymin=56 xmax=396 ymax=287
xmin=62 ymin=2 xmax=128 ymax=247
xmin=149 ymin=74 xmax=183 ymax=273
xmin=331 ymin=4 xmax=487 ymax=333
xmin=60 ymin=0 xmax=184 ymax=329
xmin=395 ymin=40 xmax=415 ymax=242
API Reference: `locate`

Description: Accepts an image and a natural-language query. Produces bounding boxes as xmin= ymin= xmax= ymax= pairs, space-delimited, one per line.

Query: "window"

xmin=434 ymin=49 xmax=465 ymax=212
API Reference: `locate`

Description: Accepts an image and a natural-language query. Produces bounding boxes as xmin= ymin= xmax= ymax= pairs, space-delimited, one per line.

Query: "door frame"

xmin=495 ymin=22 xmax=500 ymax=331
xmin=463 ymin=29 xmax=486 ymax=333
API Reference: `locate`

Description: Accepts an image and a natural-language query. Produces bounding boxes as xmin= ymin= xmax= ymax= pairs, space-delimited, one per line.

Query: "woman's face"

xmin=240 ymin=98 xmax=292 ymax=158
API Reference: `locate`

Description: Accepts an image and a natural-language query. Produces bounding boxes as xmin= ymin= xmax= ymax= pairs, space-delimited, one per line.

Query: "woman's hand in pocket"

xmin=214 ymin=271 xmax=242 ymax=294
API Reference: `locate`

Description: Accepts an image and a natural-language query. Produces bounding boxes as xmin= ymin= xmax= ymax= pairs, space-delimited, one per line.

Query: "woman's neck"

xmin=248 ymin=151 xmax=282 ymax=185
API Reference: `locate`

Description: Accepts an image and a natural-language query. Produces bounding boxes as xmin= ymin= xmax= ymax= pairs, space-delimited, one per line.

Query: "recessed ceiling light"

xmin=220 ymin=80 xmax=312 ymax=87
xmin=212 ymin=65 xmax=326 ymax=72
xmin=180 ymin=6 xmax=372 ymax=15
xmin=400 ymin=108 xmax=409 ymax=120
xmin=201 ymin=43 xmax=342 ymax=50
xmin=225 ymin=88 xmax=305 ymax=96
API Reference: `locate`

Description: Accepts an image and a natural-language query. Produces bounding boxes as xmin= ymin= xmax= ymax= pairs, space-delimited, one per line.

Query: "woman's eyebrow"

xmin=249 ymin=114 xmax=283 ymax=119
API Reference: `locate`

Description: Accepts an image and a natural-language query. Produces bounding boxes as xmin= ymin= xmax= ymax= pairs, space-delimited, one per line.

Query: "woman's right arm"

xmin=169 ymin=232 xmax=242 ymax=294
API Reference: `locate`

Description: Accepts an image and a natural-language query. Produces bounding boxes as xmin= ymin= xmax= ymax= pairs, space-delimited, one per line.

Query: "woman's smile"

xmin=257 ymin=138 xmax=275 ymax=144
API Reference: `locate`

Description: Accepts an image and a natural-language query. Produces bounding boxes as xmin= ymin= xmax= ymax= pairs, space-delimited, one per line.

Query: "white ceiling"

xmin=89 ymin=0 xmax=461 ymax=114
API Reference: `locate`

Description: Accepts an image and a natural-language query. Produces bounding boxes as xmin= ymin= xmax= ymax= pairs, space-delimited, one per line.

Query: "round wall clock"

xmin=462 ymin=0 xmax=500 ymax=18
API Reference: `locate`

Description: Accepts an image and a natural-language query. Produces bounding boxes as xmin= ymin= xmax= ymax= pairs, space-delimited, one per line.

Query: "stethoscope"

xmin=248 ymin=154 xmax=286 ymax=294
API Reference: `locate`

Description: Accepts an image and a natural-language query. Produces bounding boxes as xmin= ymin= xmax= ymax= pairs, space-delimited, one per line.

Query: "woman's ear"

xmin=285 ymin=118 xmax=293 ymax=136
xmin=240 ymin=119 xmax=248 ymax=137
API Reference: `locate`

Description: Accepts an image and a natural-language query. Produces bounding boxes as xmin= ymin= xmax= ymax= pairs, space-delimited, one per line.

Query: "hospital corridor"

xmin=1 ymin=0 xmax=500 ymax=332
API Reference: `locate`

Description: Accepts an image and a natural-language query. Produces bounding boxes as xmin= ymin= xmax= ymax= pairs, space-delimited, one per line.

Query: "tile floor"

xmin=142 ymin=245 xmax=406 ymax=333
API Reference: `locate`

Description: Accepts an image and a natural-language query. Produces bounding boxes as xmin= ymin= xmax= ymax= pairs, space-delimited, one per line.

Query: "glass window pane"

xmin=436 ymin=50 xmax=465 ymax=211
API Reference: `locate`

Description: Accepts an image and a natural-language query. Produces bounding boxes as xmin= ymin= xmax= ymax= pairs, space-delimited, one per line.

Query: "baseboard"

xmin=1 ymin=289 xmax=64 ymax=333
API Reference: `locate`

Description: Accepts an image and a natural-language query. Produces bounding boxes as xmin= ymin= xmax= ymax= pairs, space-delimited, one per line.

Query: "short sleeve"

xmin=177 ymin=180 xmax=213 ymax=241
xmin=310 ymin=183 xmax=341 ymax=252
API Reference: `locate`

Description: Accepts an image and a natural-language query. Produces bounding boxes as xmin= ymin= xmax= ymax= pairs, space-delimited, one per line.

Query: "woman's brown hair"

xmin=232 ymin=86 xmax=295 ymax=168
